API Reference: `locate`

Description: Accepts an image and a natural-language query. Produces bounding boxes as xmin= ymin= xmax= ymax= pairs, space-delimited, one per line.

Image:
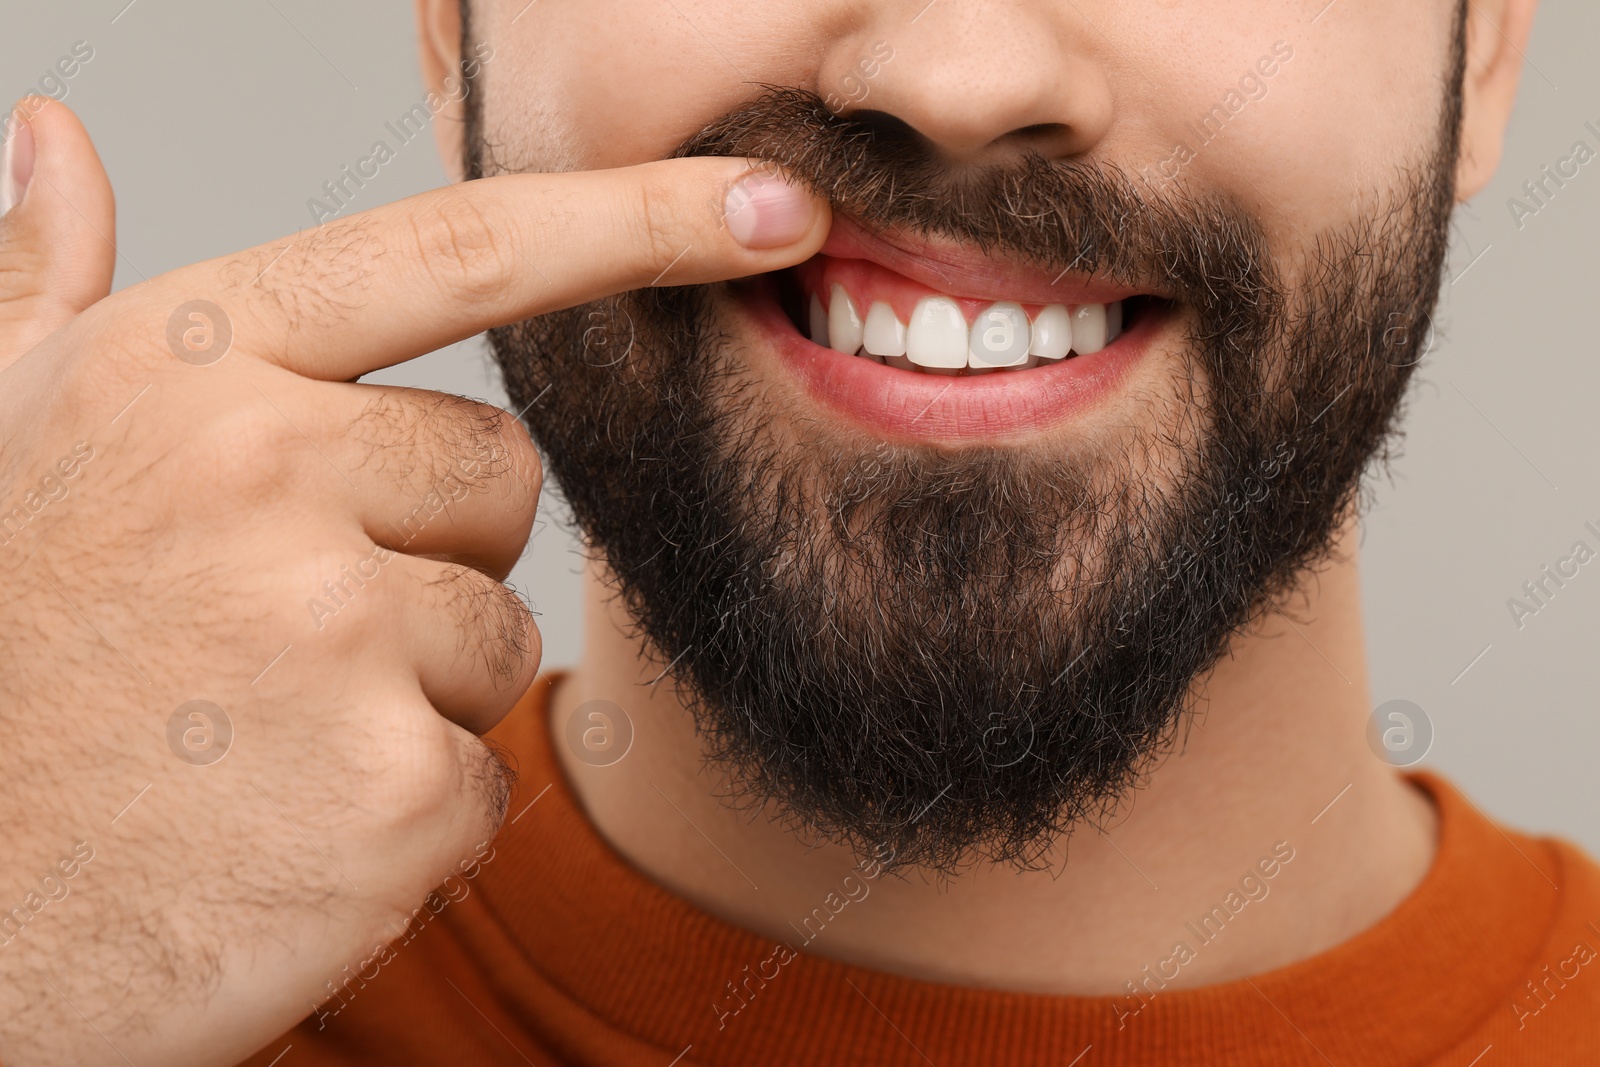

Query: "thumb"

xmin=0 ymin=97 xmax=117 ymax=360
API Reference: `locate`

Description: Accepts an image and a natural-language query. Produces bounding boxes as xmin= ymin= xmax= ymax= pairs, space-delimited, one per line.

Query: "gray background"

xmin=5 ymin=2 xmax=1596 ymax=851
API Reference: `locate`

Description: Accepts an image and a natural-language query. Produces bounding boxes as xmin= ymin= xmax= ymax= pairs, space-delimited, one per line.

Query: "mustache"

xmin=672 ymin=86 xmax=1280 ymax=324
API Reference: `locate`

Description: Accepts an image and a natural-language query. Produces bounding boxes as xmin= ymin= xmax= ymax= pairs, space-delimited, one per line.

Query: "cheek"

xmin=1133 ymin=0 xmax=1455 ymax=235
xmin=485 ymin=0 xmax=829 ymax=170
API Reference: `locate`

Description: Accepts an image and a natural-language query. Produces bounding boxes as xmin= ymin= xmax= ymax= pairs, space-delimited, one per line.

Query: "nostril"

xmin=844 ymin=109 xmax=1078 ymax=167
xmin=846 ymin=109 xmax=929 ymax=151
xmin=1013 ymin=122 xmax=1068 ymax=141
xmin=997 ymin=121 xmax=1077 ymax=158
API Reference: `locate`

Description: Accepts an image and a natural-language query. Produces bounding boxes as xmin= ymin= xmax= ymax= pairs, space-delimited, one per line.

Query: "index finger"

xmin=107 ymin=157 xmax=829 ymax=381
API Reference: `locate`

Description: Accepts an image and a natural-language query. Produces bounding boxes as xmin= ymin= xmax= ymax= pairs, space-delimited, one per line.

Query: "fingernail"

xmin=724 ymin=171 xmax=814 ymax=249
xmin=1 ymin=110 xmax=36 ymax=216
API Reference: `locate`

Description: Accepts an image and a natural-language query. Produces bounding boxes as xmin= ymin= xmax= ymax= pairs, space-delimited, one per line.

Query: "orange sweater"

xmin=244 ymin=674 xmax=1600 ymax=1065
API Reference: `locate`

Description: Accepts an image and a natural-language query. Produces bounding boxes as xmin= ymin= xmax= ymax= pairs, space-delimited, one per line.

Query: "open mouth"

xmin=777 ymin=259 xmax=1158 ymax=375
xmin=732 ymin=215 xmax=1176 ymax=440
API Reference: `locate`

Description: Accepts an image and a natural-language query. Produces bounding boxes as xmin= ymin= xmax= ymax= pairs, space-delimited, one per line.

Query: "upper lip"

xmin=816 ymin=213 xmax=1159 ymax=308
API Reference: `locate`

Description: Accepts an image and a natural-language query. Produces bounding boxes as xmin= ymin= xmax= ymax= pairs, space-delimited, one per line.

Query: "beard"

xmin=466 ymin=25 xmax=1463 ymax=872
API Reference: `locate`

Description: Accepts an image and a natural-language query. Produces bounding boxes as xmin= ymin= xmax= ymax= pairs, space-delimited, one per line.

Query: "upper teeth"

xmin=970 ymin=303 xmax=1031 ymax=368
xmin=862 ymin=300 xmax=907 ymax=357
xmin=1071 ymin=303 xmax=1107 ymax=355
xmin=827 ymin=283 xmax=865 ymax=356
xmin=1029 ymin=304 xmax=1073 ymax=361
xmin=906 ymin=297 xmax=969 ymax=370
xmin=811 ymin=291 xmax=1124 ymax=372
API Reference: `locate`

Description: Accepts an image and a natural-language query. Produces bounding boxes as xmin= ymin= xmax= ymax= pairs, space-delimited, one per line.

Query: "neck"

xmin=548 ymin=513 xmax=1436 ymax=994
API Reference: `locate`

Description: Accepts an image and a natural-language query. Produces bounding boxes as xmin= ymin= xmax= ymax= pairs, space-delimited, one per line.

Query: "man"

xmin=0 ymin=0 xmax=1589 ymax=1062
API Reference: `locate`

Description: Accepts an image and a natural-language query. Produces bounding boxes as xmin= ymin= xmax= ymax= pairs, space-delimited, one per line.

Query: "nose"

xmin=818 ymin=1 xmax=1114 ymax=165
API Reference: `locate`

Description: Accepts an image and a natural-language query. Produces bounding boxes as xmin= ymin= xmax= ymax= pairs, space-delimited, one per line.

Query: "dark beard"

xmin=467 ymin=26 xmax=1463 ymax=871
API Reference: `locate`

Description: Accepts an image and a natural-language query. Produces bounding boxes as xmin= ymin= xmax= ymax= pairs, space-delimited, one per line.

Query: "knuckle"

xmin=181 ymin=404 xmax=299 ymax=496
xmin=460 ymin=403 xmax=543 ymax=509
xmin=348 ymin=390 xmax=429 ymax=479
xmin=630 ymin=177 xmax=689 ymax=282
xmin=436 ymin=565 xmax=540 ymax=694
xmin=409 ymin=197 xmax=515 ymax=306
xmin=356 ymin=713 xmax=486 ymax=832
xmin=436 ymin=395 xmax=520 ymax=472
xmin=320 ymin=557 xmax=394 ymax=636
xmin=353 ymin=391 xmax=542 ymax=517
xmin=387 ymin=732 xmax=515 ymax=843
xmin=278 ymin=540 xmax=386 ymax=640
xmin=466 ymin=738 xmax=517 ymax=832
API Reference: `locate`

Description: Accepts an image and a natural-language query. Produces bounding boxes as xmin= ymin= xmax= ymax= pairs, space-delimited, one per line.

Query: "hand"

xmin=0 ymin=97 xmax=827 ymax=1067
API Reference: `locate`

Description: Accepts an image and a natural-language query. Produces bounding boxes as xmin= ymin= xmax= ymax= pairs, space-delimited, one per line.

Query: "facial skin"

xmin=483 ymin=88 xmax=1457 ymax=876
xmin=410 ymin=0 xmax=1535 ymax=991
xmin=443 ymin=0 xmax=1466 ymax=867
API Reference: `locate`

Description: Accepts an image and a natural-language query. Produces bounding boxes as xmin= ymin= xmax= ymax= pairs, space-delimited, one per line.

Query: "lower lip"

xmin=734 ymin=279 xmax=1155 ymax=442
